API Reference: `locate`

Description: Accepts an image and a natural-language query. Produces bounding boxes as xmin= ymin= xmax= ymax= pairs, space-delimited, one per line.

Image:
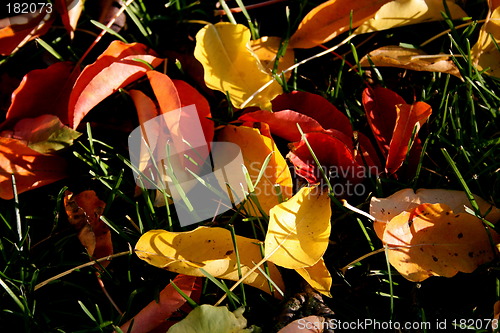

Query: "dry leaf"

xmin=289 ymin=0 xmax=391 ymax=48
xmin=214 ymin=125 xmax=293 ymax=216
xmin=278 ymin=316 xmax=326 ymax=333
xmin=135 ymin=227 xmax=285 ymax=297
xmin=382 ymin=203 xmax=499 ymax=281
xmin=265 ymin=187 xmax=331 ymax=269
xmin=194 ymin=23 xmax=283 ymax=109
xmin=471 ymin=6 xmax=500 ymax=77
xmin=360 ymin=46 xmax=461 ymax=78
xmin=296 ymin=259 xmax=333 ymax=297
xmin=355 ymin=0 xmax=468 ymax=34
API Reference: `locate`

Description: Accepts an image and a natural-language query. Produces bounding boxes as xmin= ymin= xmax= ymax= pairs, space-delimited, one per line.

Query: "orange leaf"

xmin=383 ymin=203 xmax=499 ymax=282
xmin=0 ymin=137 xmax=67 ymax=200
xmin=289 ymin=0 xmax=391 ymax=49
xmin=120 ymin=274 xmax=202 ymax=333
xmin=69 ymin=41 xmax=163 ymax=129
xmin=385 ymin=102 xmax=432 ymax=174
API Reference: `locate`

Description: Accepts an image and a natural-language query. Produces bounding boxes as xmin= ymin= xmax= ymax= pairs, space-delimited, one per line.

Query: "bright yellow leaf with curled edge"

xmin=135 ymin=227 xmax=285 ymax=297
xmin=265 ymin=187 xmax=331 ymax=269
xmin=471 ymin=6 xmax=500 ymax=77
xmin=382 ymin=203 xmax=499 ymax=282
xmin=296 ymin=258 xmax=332 ymax=297
xmin=355 ymin=0 xmax=468 ymax=34
xmin=214 ymin=125 xmax=293 ymax=217
xmin=194 ymin=23 xmax=283 ymax=110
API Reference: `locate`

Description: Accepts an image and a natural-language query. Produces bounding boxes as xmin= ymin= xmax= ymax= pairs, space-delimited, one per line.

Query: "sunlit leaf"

xmin=0 ymin=137 xmax=67 ymax=200
xmin=278 ymin=316 xmax=327 ymax=333
xmin=265 ymin=187 xmax=331 ymax=269
xmin=296 ymin=258 xmax=332 ymax=297
xmin=194 ymin=23 xmax=283 ymax=110
xmin=289 ymin=0 xmax=391 ymax=48
xmin=360 ymin=46 xmax=461 ymax=78
xmin=355 ymin=0 xmax=468 ymax=34
xmin=167 ymin=305 xmax=253 ymax=333
xmin=135 ymin=227 xmax=285 ymax=297
xmin=471 ymin=6 xmax=500 ymax=77
xmin=382 ymin=203 xmax=499 ymax=282
xmin=249 ymin=36 xmax=294 ymax=78
xmin=215 ymin=125 xmax=293 ymax=216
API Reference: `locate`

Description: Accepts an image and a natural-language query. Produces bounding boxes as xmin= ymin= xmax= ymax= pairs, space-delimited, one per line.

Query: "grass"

xmin=0 ymin=0 xmax=500 ymax=331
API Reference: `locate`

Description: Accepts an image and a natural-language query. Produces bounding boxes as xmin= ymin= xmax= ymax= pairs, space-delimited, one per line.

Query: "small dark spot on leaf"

xmin=445 ymin=212 xmax=450 ymax=215
xmin=225 ymin=250 xmax=233 ymax=256
xmin=432 ymin=256 xmax=438 ymax=262
xmin=454 ymin=253 xmax=458 ymax=256
xmin=457 ymin=233 xmax=463 ymax=239
xmin=468 ymin=252 xmax=474 ymax=258
xmin=420 ymin=247 xmax=424 ymax=252
xmin=455 ymin=214 xmax=460 ymax=218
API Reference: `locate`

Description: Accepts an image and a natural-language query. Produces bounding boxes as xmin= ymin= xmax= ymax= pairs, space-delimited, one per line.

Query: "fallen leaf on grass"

xmin=471 ymin=6 xmax=500 ymax=77
xmin=0 ymin=137 xmax=67 ymax=199
xmin=135 ymin=227 xmax=285 ymax=297
xmin=355 ymin=0 xmax=468 ymax=34
xmin=360 ymin=46 xmax=461 ymax=78
xmin=265 ymin=187 xmax=331 ymax=269
xmin=167 ymin=304 xmax=253 ymax=333
xmin=382 ymin=203 xmax=499 ymax=282
xmin=120 ymin=274 xmax=202 ymax=333
xmin=250 ymin=36 xmax=294 ymax=78
xmin=69 ymin=41 xmax=163 ymax=129
xmin=1 ymin=115 xmax=81 ymax=153
xmin=296 ymin=259 xmax=333 ymax=297
xmin=214 ymin=125 xmax=292 ymax=216
xmin=289 ymin=0 xmax=391 ymax=48
xmin=64 ymin=190 xmax=112 ymax=268
xmin=370 ymin=188 xmax=500 ymax=238
xmin=54 ymin=0 xmax=84 ymax=39
xmin=278 ymin=316 xmax=326 ymax=333
xmin=194 ymin=23 xmax=283 ymax=109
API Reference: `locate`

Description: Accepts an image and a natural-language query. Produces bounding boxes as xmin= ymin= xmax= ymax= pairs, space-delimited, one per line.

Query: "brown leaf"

xmin=360 ymin=46 xmax=461 ymax=78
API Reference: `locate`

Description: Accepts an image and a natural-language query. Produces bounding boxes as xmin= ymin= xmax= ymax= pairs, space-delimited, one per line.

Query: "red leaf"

xmin=147 ymin=71 xmax=181 ymax=115
xmin=239 ymin=110 xmax=324 ymax=142
xmin=355 ymin=131 xmax=383 ymax=172
xmin=120 ymin=275 xmax=202 ymax=333
xmin=272 ymin=91 xmax=352 ymax=137
xmin=287 ymin=132 xmax=363 ymax=185
xmin=386 ymin=102 xmax=431 ymax=174
xmin=2 ymin=61 xmax=77 ymax=127
xmin=129 ymin=89 xmax=159 ymax=125
xmin=0 ymin=137 xmax=67 ymax=199
xmin=69 ymin=41 xmax=163 ymax=129
xmin=0 ymin=11 xmax=54 ymax=56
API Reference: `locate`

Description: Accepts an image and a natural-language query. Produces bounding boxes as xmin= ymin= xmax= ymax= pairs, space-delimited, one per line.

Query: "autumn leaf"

xmin=0 ymin=11 xmax=54 ymax=56
xmin=289 ymin=0 xmax=391 ymax=48
xmin=278 ymin=316 xmax=327 ymax=333
xmin=135 ymin=227 xmax=285 ymax=297
xmin=0 ymin=137 xmax=67 ymax=200
xmin=167 ymin=305 xmax=252 ymax=333
xmin=120 ymin=274 xmax=202 ymax=333
xmin=249 ymin=36 xmax=294 ymax=79
xmin=382 ymin=203 xmax=499 ymax=282
xmin=54 ymin=0 xmax=84 ymax=39
xmin=360 ymin=46 xmax=461 ymax=78
xmin=214 ymin=125 xmax=292 ymax=216
xmin=69 ymin=41 xmax=163 ymax=129
xmin=265 ymin=187 xmax=331 ymax=269
xmin=471 ymin=5 xmax=500 ymax=77
xmin=2 ymin=61 xmax=78 ymax=127
xmin=64 ymin=190 xmax=112 ymax=268
xmin=1 ymin=115 xmax=81 ymax=154
xmin=370 ymin=188 xmax=500 ymax=238
xmin=355 ymin=0 xmax=468 ymax=34
xmin=194 ymin=22 xmax=283 ymax=110
xmin=296 ymin=259 xmax=333 ymax=297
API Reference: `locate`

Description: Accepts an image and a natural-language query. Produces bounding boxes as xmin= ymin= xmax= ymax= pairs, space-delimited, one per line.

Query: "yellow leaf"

xmin=296 ymin=258 xmax=333 ymax=297
xmin=355 ymin=0 xmax=468 ymax=34
xmin=471 ymin=6 xmax=500 ymax=77
xmin=214 ymin=125 xmax=293 ymax=217
xmin=383 ymin=203 xmax=499 ymax=282
xmin=370 ymin=188 xmax=500 ymax=239
xmin=249 ymin=36 xmax=294 ymax=79
xmin=360 ymin=45 xmax=461 ymax=78
xmin=135 ymin=227 xmax=285 ymax=297
xmin=194 ymin=23 xmax=283 ymax=110
xmin=265 ymin=187 xmax=331 ymax=269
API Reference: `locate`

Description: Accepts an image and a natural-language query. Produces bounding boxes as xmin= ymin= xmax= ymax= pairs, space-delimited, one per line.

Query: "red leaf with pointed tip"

xmin=2 ymin=62 xmax=77 ymax=128
xmin=386 ymin=102 xmax=431 ymax=174
xmin=239 ymin=110 xmax=324 ymax=142
xmin=272 ymin=91 xmax=352 ymax=137
xmin=120 ymin=275 xmax=202 ymax=333
xmin=0 ymin=137 xmax=67 ymax=200
xmin=69 ymin=41 xmax=163 ymax=129
xmin=287 ymin=132 xmax=363 ymax=185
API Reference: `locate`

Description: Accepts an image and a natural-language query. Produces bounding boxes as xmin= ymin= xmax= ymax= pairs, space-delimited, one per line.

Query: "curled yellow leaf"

xmin=471 ymin=6 xmax=500 ymax=77
xmin=265 ymin=187 xmax=332 ymax=269
xmin=250 ymin=36 xmax=294 ymax=79
xmin=135 ymin=227 xmax=285 ymax=297
xmin=296 ymin=258 xmax=333 ymax=297
xmin=194 ymin=23 xmax=283 ymax=109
